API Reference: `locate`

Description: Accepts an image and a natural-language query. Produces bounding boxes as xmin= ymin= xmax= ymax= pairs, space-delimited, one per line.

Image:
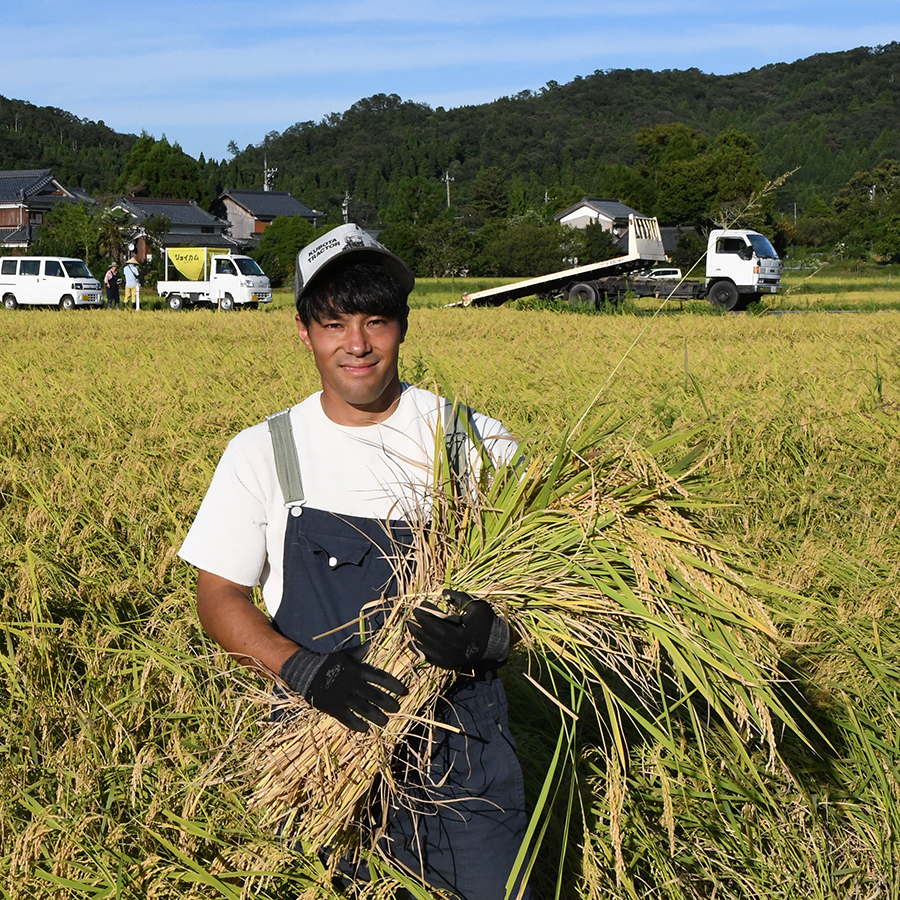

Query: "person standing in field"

xmin=178 ymin=224 xmax=532 ymax=900
xmin=103 ymin=261 xmax=120 ymax=310
xmin=123 ymin=256 xmax=140 ymax=310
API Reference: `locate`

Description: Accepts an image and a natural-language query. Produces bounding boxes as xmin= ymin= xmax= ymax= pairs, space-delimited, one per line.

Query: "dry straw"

xmin=243 ymin=404 xmax=799 ymax=887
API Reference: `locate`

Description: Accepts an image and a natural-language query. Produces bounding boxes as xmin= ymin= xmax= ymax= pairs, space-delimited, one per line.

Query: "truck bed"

xmin=461 ymin=215 xmax=668 ymax=307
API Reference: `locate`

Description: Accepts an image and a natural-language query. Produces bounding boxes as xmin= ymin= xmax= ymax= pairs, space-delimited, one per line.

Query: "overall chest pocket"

xmin=298 ymin=530 xmax=376 ymax=571
xmin=278 ymin=510 xmax=406 ymax=651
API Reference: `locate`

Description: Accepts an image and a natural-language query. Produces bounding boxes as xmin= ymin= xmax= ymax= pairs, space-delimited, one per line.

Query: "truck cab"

xmin=705 ymin=229 xmax=782 ymax=310
xmin=208 ymin=255 xmax=272 ymax=309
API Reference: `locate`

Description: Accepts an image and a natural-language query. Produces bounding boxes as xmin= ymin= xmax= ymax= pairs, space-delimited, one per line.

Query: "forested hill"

xmin=0 ymin=96 xmax=137 ymax=196
xmin=223 ymin=43 xmax=900 ymax=223
xmin=2 ymin=42 xmax=899 ymax=222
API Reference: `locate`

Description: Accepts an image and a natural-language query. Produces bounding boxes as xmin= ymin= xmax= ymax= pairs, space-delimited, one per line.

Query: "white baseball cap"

xmin=294 ymin=223 xmax=415 ymax=303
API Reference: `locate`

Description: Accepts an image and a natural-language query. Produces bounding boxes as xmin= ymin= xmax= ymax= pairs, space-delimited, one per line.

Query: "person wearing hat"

xmin=123 ymin=256 xmax=140 ymax=310
xmin=178 ymin=223 xmax=532 ymax=899
xmin=103 ymin=261 xmax=120 ymax=310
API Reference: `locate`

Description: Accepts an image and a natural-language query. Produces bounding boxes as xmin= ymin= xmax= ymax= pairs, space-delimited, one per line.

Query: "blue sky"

xmin=4 ymin=1 xmax=899 ymax=162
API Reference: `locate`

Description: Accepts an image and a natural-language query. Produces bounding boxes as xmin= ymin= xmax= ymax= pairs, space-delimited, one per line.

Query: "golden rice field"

xmin=1 ymin=287 xmax=900 ymax=898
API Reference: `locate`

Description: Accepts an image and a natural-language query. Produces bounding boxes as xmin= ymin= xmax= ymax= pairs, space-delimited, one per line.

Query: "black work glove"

xmin=279 ymin=643 xmax=408 ymax=733
xmin=407 ymin=589 xmax=510 ymax=670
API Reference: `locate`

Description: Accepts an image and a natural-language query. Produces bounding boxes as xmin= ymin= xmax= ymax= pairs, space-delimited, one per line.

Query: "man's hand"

xmin=280 ymin=643 xmax=408 ymax=733
xmin=408 ymin=589 xmax=510 ymax=670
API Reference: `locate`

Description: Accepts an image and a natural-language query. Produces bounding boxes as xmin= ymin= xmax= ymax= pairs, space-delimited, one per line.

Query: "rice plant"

xmin=1 ymin=307 xmax=898 ymax=898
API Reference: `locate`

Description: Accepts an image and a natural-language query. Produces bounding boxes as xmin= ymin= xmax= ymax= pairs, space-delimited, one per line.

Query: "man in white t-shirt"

xmin=179 ymin=224 xmax=532 ymax=899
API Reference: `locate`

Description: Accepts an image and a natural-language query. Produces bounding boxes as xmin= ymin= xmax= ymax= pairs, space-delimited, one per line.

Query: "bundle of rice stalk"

xmin=245 ymin=407 xmax=797 ymax=873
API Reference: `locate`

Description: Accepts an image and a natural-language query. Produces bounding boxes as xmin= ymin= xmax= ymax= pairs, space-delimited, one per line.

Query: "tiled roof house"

xmin=0 ymin=169 xmax=85 ymax=249
xmin=112 ymin=197 xmax=237 ymax=259
xmin=554 ymin=198 xmax=646 ymax=236
xmin=211 ymin=189 xmax=324 ymax=243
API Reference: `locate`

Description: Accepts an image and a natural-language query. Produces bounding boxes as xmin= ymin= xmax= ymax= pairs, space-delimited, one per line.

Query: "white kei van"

xmin=0 ymin=257 xmax=104 ymax=309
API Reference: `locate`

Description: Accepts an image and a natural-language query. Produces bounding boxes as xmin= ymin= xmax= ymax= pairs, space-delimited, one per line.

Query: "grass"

xmin=1 ymin=294 xmax=899 ymax=897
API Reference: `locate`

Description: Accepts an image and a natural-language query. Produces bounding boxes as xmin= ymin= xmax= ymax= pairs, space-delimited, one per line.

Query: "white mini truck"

xmin=0 ymin=257 xmax=103 ymax=309
xmin=157 ymin=247 xmax=272 ymax=310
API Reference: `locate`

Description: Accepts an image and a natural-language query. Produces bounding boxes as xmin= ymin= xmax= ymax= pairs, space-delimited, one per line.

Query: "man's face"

xmin=296 ymin=310 xmax=406 ymax=426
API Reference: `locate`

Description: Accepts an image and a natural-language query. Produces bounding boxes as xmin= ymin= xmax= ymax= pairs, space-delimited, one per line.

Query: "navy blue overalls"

xmin=266 ymin=408 xmax=532 ymax=900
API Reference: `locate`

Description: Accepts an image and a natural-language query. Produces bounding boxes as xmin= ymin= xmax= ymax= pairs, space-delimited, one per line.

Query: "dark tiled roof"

xmin=0 ymin=226 xmax=35 ymax=244
xmin=0 ymin=169 xmax=55 ymax=203
xmin=116 ymin=197 xmax=227 ymax=229
xmin=162 ymin=233 xmax=241 ymax=249
xmin=217 ymin=189 xmax=323 ymax=219
xmin=554 ymin=197 xmax=645 ymax=223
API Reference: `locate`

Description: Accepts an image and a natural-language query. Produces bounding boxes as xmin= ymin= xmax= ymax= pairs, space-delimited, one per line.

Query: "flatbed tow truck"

xmin=461 ymin=216 xmax=781 ymax=311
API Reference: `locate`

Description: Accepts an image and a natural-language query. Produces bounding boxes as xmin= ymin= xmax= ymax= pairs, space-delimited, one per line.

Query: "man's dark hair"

xmin=295 ymin=257 xmax=410 ymax=328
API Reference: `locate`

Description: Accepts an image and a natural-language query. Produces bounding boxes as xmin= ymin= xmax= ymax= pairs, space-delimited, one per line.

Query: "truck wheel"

xmin=167 ymin=294 xmax=184 ymax=311
xmin=567 ymin=282 xmax=599 ymax=308
xmin=709 ymin=281 xmax=740 ymax=311
xmin=60 ymin=295 xmax=76 ymax=310
xmin=219 ymin=293 xmax=235 ymax=311
xmin=3 ymin=294 xmax=17 ymax=310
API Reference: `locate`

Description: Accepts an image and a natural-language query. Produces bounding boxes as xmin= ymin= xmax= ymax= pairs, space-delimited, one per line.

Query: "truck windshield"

xmin=63 ymin=260 xmax=93 ymax=278
xmin=747 ymin=235 xmax=778 ymax=259
xmin=235 ymin=258 xmax=264 ymax=276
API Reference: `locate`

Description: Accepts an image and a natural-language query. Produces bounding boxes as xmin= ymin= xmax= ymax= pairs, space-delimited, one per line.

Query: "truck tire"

xmin=60 ymin=295 xmax=76 ymax=310
xmin=219 ymin=293 xmax=235 ymax=311
xmin=167 ymin=294 xmax=184 ymax=311
xmin=3 ymin=293 xmax=17 ymax=310
xmin=708 ymin=281 xmax=740 ymax=311
xmin=567 ymin=282 xmax=599 ymax=308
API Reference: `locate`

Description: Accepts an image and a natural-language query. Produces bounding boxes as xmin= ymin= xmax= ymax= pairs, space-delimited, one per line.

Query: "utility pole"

xmin=263 ymin=155 xmax=277 ymax=192
xmin=342 ymin=191 xmax=351 ymax=224
xmin=441 ymin=171 xmax=454 ymax=208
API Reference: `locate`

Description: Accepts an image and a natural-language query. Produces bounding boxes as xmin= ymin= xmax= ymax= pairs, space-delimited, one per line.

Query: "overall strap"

xmin=443 ymin=399 xmax=471 ymax=496
xmin=266 ymin=409 xmax=305 ymax=508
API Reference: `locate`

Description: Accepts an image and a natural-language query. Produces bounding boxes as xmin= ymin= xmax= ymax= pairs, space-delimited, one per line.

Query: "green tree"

xmin=706 ymin=128 xmax=769 ymax=228
xmin=382 ymin=176 xmax=444 ymax=226
xmin=31 ymin=201 xmax=98 ymax=263
xmin=575 ymin=222 xmax=622 ymax=263
xmin=474 ymin=221 xmax=568 ymax=277
xmin=251 ymin=216 xmax=319 ymax=287
xmin=116 ymin=133 xmax=210 ymax=204
xmin=96 ymin=206 xmax=132 ymax=263
xmin=833 ymin=158 xmax=900 ymax=258
xmin=419 ymin=220 xmax=472 ymax=277
xmin=794 ymin=196 xmax=840 ymax=248
xmin=377 ymin=222 xmax=425 ymax=275
xmin=670 ymin=230 xmax=708 ymax=273
xmin=468 ymin=167 xmax=510 ymax=223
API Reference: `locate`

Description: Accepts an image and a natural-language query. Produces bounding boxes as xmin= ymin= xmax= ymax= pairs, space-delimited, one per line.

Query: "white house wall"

xmin=559 ymin=209 xmax=615 ymax=231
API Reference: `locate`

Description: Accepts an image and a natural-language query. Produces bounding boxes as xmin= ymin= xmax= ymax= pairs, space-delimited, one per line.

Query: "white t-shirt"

xmin=178 ymin=384 xmax=514 ymax=617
